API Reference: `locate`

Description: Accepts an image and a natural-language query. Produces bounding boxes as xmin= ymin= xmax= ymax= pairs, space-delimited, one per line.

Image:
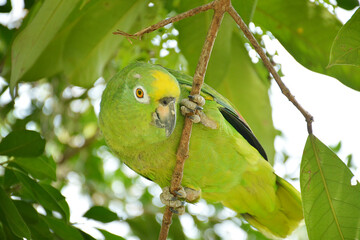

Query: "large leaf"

xmin=0 ymin=186 xmax=31 ymax=239
xmin=98 ymin=229 xmax=126 ymax=240
xmin=337 ymin=0 xmax=359 ymax=10
xmin=42 ymin=216 xmax=83 ymax=240
xmin=127 ymin=214 xmax=161 ymax=240
xmin=232 ymin=0 xmax=258 ymax=24
xmin=0 ymin=223 xmax=5 ymax=240
xmin=83 ymin=206 xmax=120 ymax=223
xmin=13 ymin=201 xmax=53 ymax=240
xmin=300 ymin=135 xmax=360 ymax=239
xmin=175 ymin=3 xmax=275 ymax=162
xmin=10 ymin=0 xmax=82 ymax=93
xmin=329 ymin=8 xmax=360 ymax=67
xmin=63 ymin=0 xmax=147 ymax=87
xmin=0 ymin=130 xmax=45 ymax=157
xmin=14 ymin=171 xmax=69 ymax=221
xmin=10 ymin=0 xmax=149 ymax=89
xmin=253 ymin=0 xmax=360 ymax=91
xmin=40 ymin=184 xmax=70 ymax=223
xmin=13 ymin=156 xmax=56 ymax=181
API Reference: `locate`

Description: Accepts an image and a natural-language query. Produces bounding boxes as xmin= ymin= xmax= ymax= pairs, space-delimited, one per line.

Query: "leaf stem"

xmin=227 ymin=5 xmax=314 ymax=134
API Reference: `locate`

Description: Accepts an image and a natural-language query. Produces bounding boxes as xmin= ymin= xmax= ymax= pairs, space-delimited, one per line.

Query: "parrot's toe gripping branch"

xmin=160 ymin=186 xmax=201 ymax=215
xmin=181 ymin=95 xmax=217 ymax=129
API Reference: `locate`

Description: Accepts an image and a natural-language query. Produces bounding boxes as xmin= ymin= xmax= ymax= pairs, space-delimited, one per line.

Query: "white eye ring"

xmin=133 ymin=86 xmax=150 ymax=104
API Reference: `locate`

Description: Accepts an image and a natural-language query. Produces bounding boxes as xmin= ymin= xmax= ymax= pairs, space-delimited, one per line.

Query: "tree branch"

xmin=113 ymin=2 xmax=215 ymax=40
xmin=158 ymin=1 xmax=229 ymax=239
xmin=227 ymin=6 xmax=314 ymax=134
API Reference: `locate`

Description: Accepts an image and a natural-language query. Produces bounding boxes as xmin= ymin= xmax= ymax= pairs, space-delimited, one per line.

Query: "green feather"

xmin=99 ymin=62 xmax=303 ymax=238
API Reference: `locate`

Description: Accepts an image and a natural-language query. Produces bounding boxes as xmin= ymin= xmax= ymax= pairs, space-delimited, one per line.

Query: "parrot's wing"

xmin=166 ymin=68 xmax=268 ymax=161
xmin=217 ymin=106 xmax=268 ymax=161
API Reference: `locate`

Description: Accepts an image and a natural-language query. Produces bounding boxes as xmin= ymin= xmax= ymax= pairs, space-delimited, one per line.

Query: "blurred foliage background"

xmin=0 ymin=0 xmax=359 ymax=239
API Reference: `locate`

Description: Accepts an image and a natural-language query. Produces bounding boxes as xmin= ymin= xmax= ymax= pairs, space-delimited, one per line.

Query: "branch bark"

xmin=227 ymin=6 xmax=314 ymax=134
xmin=113 ymin=2 xmax=214 ymax=40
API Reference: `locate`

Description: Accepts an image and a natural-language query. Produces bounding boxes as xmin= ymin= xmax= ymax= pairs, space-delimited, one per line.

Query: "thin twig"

xmin=113 ymin=2 xmax=215 ymax=39
xmin=158 ymin=1 xmax=229 ymax=239
xmin=0 ymin=160 xmax=9 ymax=166
xmin=227 ymin=5 xmax=314 ymax=134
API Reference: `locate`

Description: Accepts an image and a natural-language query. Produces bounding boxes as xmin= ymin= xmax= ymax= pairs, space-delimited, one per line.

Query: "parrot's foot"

xmin=181 ymin=95 xmax=217 ymax=129
xmin=160 ymin=186 xmax=201 ymax=215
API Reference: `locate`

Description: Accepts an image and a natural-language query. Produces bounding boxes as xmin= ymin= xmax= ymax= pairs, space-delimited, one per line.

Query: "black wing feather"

xmin=219 ymin=107 xmax=268 ymax=161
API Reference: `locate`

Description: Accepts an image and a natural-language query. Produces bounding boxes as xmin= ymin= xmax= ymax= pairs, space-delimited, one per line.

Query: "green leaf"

xmin=63 ymin=0 xmax=148 ymax=87
xmin=300 ymin=135 xmax=360 ymax=240
xmin=13 ymin=171 xmax=68 ymax=220
xmin=79 ymin=230 xmax=97 ymax=240
xmin=83 ymin=206 xmax=120 ymax=223
xmin=232 ymin=0 xmax=257 ymax=24
xmin=84 ymin=156 xmax=104 ymax=183
xmin=0 ymin=186 xmax=31 ymax=239
xmin=0 ymin=219 xmax=22 ymax=240
xmin=168 ymin=216 xmax=186 ymax=240
xmin=13 ymin=200 xmax=53 ymax=240
xmin=254 ymin=0 xmax=360 ymax=91
xmin=127 ymin=214 xmax=161 ymax=240
xmin=4 ymin=167 xmax=18 ymax=189
xmin=0 ymin=0 xmax=12 ymax=12
xmin=0 ymin=222 xmax=6 ymax=240
xmin=42 ymin=216 xmax=83 ymax=240
xmin=10 ymin=0 xmax=82 ymax=94
xmin=98 ymin=229 xmax=126 ymax=240
xmin=13 ymin=156 xmax=56 ymax=181
xmin=0 ymin=130 xmax=45 ymax=157
xmin=11 ymin=0 xmax=148 ymax=89
xmin=337 ymin=0 xmax=359 ymax=10
xmin=40 ymin=183 xmax=70 ymax=223
xmin=329 ymin=8 xmax=360 ymax=67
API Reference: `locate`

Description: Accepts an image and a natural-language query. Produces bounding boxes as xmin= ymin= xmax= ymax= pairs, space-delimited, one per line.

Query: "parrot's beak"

xmin=152 ymin=97 xmax=176 ymax=137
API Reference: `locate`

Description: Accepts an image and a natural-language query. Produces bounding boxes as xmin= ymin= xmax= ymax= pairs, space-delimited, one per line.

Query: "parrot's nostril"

xmin=159 ymin=97 xmax=175 ymax=106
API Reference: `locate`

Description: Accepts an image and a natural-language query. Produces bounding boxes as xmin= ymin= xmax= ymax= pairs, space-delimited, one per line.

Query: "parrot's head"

xmin=99 ymin=62 xmax=181 ymax=149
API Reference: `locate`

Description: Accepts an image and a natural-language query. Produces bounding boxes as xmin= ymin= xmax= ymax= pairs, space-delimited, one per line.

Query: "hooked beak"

xmin=152 ymin=97 xmax=176 ymax=137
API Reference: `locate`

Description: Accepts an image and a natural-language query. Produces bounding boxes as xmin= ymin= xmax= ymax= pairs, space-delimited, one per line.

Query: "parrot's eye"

xmin=133 ymin=86 xmax=149 ymax=104
xmin=136 ymin=88 xmax=144 ymax=98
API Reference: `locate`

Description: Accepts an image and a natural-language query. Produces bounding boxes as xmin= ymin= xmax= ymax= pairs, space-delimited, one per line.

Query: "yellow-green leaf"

xmin=300 ymin=135 xmax=360 ymax=239
xmin=329 ymin=8 xmax=360 ymax=67
xmin=254 ymin=0 xmax=360 ymax=91
xmin=10 ymin=0 xmax=82 ymax=95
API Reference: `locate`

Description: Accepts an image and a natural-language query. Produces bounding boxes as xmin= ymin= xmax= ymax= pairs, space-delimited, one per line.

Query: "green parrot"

xmin=99 ymin=62 xmax=303 ymax=238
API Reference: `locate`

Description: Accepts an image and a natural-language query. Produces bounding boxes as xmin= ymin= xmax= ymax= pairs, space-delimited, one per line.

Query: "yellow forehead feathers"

xmin=151 ymin=70 xmax=180 ymax=101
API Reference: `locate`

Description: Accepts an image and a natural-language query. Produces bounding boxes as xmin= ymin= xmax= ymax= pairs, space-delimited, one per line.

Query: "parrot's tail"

xmin=242 ymin=176 xmax=303 ymax=239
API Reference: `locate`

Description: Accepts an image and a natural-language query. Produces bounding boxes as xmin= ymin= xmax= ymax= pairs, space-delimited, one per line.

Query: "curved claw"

xmin=170 ymin=206 xmax=185 ymax=215
xmin=188 ymin=94 xmax=205 ymax=106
